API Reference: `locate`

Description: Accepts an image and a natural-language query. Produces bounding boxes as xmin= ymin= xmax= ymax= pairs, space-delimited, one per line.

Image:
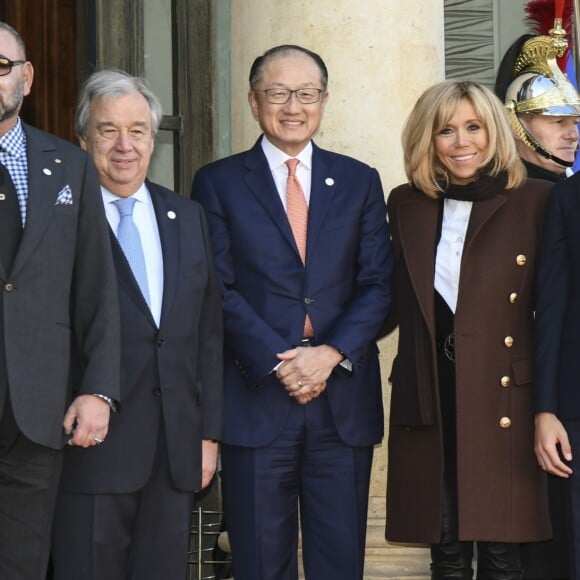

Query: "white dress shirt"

xmin=102 ymin=183 xmax=164 ymax=327
xmin=435 ymin=199 xmax=473 ymax=313
xmin=261 ymin=136 xmax=313 ymax=207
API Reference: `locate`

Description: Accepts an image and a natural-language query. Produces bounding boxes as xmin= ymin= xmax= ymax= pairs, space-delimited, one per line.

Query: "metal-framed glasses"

xmin=259 ymin=88 xmax=324 ymax=105
xmin=0 ymin=57 xmax=26 ymax=77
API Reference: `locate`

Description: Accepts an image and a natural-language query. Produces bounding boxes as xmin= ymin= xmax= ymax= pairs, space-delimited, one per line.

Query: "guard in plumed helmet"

xmin=495 ymin=3 xmax=580 ymax=183
xmin=495 ymin=3 xmax=578 ymax=579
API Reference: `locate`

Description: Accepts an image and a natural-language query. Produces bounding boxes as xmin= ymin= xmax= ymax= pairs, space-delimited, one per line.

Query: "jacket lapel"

xmin=243 ymin=139 xmax=303 ymax=261
xmin=10 ymin=127 xmax=61 ymax=277
xmin=305 ymin=144 xmax=334 ymax=258
xmin=109 ymin=228 xmax=155 ymax=324
xmin=463 ymin=194 xmax=506 ymax=258
xmin=397 ymin=195 xmax=440 ymax=339
xmin=149 ymin=183 xmax=179 ymax=327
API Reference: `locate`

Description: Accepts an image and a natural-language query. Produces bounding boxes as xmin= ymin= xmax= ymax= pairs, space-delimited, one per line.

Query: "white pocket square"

xmin=55 ymin=185 xmax=73 ymax=206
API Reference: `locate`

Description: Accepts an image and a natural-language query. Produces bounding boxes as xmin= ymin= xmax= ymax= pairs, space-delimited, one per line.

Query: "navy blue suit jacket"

xmin=535 ymin=172 xmax=580 ymax=419
xmin=192 ymin=138 xmax=393 ymax=448
xmin=59 ymin=181 xmax=223 ymax=493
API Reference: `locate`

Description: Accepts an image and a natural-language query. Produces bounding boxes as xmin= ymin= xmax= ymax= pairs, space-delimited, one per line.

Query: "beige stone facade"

xmin=229 ymin=1 xmax=445 ymax=576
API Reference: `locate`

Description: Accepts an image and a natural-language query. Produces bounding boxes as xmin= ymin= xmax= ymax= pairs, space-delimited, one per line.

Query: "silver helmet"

xmin=504 ymin=20 xmax=580 ymax=166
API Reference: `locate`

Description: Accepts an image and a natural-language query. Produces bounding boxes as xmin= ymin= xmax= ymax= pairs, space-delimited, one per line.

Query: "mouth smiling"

xmin=451 ymin=153 xmax=477 ymax=162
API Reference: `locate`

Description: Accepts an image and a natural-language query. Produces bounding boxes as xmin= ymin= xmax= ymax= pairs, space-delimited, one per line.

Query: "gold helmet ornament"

xmin=504 ymin=0 xmax=580 ymax=167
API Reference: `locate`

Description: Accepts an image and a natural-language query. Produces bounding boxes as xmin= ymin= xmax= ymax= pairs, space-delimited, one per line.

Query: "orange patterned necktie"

xmin=285 ymin=158 xmax=314 ymax=337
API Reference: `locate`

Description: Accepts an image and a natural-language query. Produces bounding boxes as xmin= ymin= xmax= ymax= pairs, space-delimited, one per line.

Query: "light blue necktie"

xmin=114 ymin=197 xmax=150 ymax=307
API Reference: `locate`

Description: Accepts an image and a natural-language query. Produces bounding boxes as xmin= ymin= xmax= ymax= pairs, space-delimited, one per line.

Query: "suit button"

xmin=504 ymin=336 xmax=514 ymax=348
xmin=509 ymin=292 xmax=518 ymax=303
xmin=304 ymin=298 xmax=314 ymax=305
xmin=156 ymin=338 xmax=165 ymax=347
xmin=4 ymin=283 xmax=13 ymax=292
xmin=153 ymin=388 xmax=161 ymax=397
xmin=500 ymin=376 xmax=511 ymax=388
xmin=499 ymin=416 xmax=512 ymax=429
xmin=516 ymin=254 xmax=526 ymax=266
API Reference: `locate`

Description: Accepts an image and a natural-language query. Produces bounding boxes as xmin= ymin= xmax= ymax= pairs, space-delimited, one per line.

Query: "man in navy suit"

xmin=534 ymin=170 xmax=580 ymax=579
xmin=51 ymin=70 xmax=223 ymax=580
xmin=0 ymin=22 xmax=120 ymax=579
xmin=192 ymin=45 xmax=393 ymax=580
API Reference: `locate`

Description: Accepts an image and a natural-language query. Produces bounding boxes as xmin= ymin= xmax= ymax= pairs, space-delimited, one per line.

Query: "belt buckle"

xmin=300 ymin=338 xmax=316 ymax=347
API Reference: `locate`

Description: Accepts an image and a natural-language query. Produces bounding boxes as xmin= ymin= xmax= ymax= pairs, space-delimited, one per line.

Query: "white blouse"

xmin=434 ymin=199 xmax=473 ymax=313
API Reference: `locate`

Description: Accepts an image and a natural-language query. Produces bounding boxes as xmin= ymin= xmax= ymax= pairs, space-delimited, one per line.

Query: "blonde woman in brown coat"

xmin=385 ymin=80 xmax=551 ymax=579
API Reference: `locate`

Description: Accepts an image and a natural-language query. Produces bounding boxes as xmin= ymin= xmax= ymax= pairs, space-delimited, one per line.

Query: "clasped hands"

xmin=275 ymin=344 xmax=343 ymax=405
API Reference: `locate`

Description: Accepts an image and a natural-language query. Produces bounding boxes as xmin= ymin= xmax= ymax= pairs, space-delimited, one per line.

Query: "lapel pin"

xmin=55 ymin=158 xmax=62 ymax=164
xmin=43 ymin=168 xmax=52 ymax=176
xmin=325 ymin=177 xmax=334 ymax=186
xmin=167 ymin=210 xmax=176 ymax=220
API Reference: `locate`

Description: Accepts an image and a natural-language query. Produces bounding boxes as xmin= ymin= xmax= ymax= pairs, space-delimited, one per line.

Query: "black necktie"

xmin=0 ymin=162 xmax=22 ymax=275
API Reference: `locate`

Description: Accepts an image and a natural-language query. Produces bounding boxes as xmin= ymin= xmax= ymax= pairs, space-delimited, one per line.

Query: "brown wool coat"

xmin=385 ymin=178 xmax=552 ymax=544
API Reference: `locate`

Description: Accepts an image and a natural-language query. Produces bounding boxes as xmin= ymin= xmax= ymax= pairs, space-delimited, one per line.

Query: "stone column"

xmin=229 ymin=1 xmax=445 ymax=576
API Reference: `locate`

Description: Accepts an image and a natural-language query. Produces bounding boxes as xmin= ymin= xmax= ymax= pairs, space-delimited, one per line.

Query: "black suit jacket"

xmin=59 ymin=181 xmax=223 ymax=493
xmin=1 ymin=122 xmax=120 ymax=449
xmin=535 ymin=172 xmax=580 ymax=418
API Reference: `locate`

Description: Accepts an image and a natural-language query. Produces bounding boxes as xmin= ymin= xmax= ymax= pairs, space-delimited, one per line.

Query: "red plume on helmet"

xmin=525 ymin=0 xmax=573 ymax=70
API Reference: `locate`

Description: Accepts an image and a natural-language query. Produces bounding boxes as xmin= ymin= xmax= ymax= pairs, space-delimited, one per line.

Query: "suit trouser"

xmin=0 ymin=397 xmax=63 ymax=580
xmin=51 ymin=426 xmax=195 ymax=580
xmin=562 ymin=418 xmax=580 ymax=580
xmin=221 ymin=390 xmax=374 ymax=580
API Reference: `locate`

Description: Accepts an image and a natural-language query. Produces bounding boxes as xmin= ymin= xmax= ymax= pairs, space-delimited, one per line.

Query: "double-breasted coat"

xmin=385 ymin=177 xmax=551 ymax=544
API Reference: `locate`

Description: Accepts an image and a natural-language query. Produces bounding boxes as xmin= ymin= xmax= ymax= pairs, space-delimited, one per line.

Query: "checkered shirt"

xmin=0 ymin=118 xmax=28 ymax=226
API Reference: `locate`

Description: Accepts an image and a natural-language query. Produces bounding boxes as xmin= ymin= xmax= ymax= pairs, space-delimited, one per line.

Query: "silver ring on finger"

xmin=94 ymin=437 xmax=104 ymax=444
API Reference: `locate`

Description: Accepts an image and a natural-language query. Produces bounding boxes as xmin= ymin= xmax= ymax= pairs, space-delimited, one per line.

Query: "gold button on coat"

xmin=500 ymin=376 xmax=511 ymax=388
xmin=509 ymin=292 xmax=518 ymax=303
xmin=504 ymin=336 xmax=514 ymax=348
xmin=499 ymin=417 xmax=512 ymax=429
xmin=516 ymin=254 xmax=527 ymax=266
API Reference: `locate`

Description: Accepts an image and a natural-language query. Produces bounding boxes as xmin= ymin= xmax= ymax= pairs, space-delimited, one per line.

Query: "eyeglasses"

xmin=0 ymin=57 xmax=25 ymax=77
xmin=258 ymin=88 xmax=324 ymax=105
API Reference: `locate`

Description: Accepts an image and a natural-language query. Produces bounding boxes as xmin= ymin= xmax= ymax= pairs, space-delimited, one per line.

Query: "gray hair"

xmin=75 ymin=69 xmax=163 ymax=138
xmin=0 ymin=22 xmax=26 ymax=59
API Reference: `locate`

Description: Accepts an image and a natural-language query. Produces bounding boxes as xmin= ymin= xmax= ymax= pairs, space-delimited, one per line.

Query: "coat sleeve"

xmin=534 ymin=184 xmax=569 ymax=414
xmin=321 ymin=168 xmax=394 ymax=366
xmin=71 ymin=153 xmax=121 ymax=402
xmin=196 ymin=206 xmax=224 ymax=441
xmin=192 ymin=167 xmax=291 ymax=387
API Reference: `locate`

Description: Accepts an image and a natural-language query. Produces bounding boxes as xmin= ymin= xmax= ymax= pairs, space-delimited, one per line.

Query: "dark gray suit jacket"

xmin=59 ymin=181 xmax=223 ymax=493
xmin=1 ymin=122 xmax=120 ymax=449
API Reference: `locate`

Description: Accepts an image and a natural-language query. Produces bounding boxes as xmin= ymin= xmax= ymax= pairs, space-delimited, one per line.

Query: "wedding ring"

xmin=297 ymin=380 xmax=303 ymax=387
xmin=94 ymin=437 xmax=104 ymax=444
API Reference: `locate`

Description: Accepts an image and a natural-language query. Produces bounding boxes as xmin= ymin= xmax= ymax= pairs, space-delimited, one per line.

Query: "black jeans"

xmin=431 ymin=469 xmax=522 ymax=580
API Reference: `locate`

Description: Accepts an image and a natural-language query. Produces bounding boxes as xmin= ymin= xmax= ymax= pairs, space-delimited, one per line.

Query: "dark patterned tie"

xmin=0 ymin=162 xmax=22 ymax=275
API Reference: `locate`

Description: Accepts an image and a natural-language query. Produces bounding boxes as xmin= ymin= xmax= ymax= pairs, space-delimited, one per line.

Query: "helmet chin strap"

xmin=534 ymin=141 xmax=576 ymax=168
xmin=510 ymin=107 xmax=576 ymax=168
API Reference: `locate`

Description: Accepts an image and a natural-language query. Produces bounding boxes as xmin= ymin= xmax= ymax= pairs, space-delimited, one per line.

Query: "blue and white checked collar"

xmin=0 ymin=118 xmax=29 ymax=226
xmin=0 ymin=118 xmax=26 ymax=157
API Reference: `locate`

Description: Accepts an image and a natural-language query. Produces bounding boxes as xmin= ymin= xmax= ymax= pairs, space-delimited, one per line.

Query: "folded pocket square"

xmin=55 ymin=185 xmax=73 ymax=206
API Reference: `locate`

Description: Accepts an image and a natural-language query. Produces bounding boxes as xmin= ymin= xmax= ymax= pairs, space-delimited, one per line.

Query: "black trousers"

xmin=0 ymin=397 xmax=63 ymax=580
xmin=430 ymin=467 xmax=522 ymax=580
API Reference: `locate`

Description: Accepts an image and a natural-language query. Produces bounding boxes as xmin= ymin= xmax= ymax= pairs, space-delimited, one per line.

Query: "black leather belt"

xmin=299 ymin=337 xmax=316 ymax=347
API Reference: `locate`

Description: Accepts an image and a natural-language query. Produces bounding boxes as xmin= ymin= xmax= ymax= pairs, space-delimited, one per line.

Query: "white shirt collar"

xmin=260 ymin=135 xmax=313 ymax=172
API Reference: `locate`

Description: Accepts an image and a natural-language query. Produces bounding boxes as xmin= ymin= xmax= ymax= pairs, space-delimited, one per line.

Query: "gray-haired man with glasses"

xmin=0 ymin=21 xmax=120 ymax=579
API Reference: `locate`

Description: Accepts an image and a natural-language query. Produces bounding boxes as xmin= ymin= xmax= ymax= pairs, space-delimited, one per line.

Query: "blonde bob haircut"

xmin=402 ymin=80 xmax=526 ymax=198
